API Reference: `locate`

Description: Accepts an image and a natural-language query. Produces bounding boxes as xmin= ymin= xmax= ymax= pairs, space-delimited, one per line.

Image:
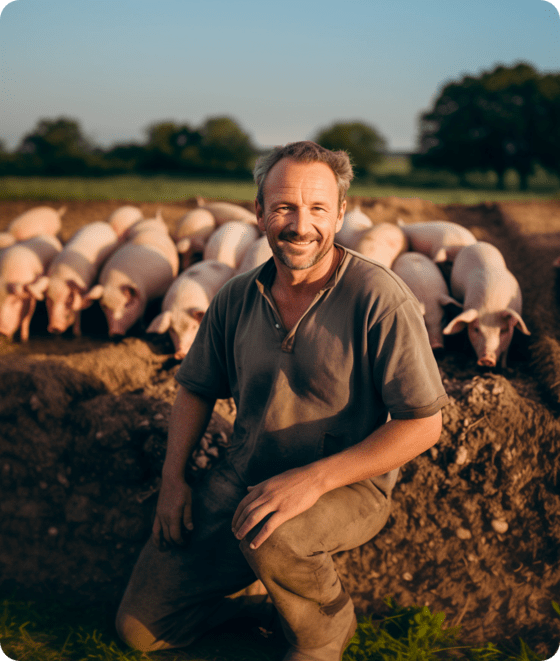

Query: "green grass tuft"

xmin=0 ymin=597 xmax=552 ymax=661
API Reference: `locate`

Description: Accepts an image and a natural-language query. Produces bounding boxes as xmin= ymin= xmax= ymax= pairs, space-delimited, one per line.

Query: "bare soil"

xmin=1 ymin=197 xmax=560 ymax=657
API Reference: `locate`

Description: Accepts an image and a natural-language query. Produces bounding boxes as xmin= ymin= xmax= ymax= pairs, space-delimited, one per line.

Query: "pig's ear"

xmin=190 ymin=308 xmax=205 ymax=323
xmin=432 ymin=248 xmax=449 ymax=263
xmin=82 ymin=284 xmax=104 ymax=307
xmin=6 ymin=282 xmax=26 ymax=296
xmin=146 ymin=311 xmax=172 ymax=334
xmin=26 ymin=276 xmax=50 ymax=300
xmin=443 ymin=308 xmax=479 ymax=335
xmin=439 ymin=294 xmax=463 ymax=309
xmin=67 ymin=280 xmax=88 ymax=310
xmin=121 ymin=284 xmax=139 ymax=307
xmin=503 ymin=309 xmax=531 ymax=335
xmin=176 ymin=237 xmax=192 ymax=254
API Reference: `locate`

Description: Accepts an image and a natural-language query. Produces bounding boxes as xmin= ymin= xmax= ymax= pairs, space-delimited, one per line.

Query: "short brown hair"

xmin=254 ymin=141 xmax=354 ymax=210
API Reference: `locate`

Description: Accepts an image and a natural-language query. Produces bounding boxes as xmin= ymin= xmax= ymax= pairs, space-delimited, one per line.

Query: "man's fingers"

xmin=231 ymin=487 xmax=262 ymax=530
xmin=233 ymin=497 xmax=275 ymax=541
xmin=183 ymin=507 xmax=194 ymax=532
xmin=247 ymin=512 xmax=284 ymax=550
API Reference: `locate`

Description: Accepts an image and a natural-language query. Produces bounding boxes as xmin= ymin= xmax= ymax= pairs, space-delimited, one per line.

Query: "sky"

xmin=0 ymin=0 xmax=559 ymax=153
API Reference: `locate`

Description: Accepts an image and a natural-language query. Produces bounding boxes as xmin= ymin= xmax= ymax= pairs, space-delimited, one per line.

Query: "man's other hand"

xmin=152 ymin=476 xmax=194 ymax=550
xmin=231 ymin=466 xmax=324 ymax=550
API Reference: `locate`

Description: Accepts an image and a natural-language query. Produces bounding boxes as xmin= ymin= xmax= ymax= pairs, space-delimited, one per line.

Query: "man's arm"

xmin=152 ymin=385 xmax=216 ymax=549
xmin=232 ymin=410 xmax=442 ymax=549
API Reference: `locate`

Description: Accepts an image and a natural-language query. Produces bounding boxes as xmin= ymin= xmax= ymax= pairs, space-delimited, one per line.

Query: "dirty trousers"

xmin=116 ymin=459 xmax=391 ymax=651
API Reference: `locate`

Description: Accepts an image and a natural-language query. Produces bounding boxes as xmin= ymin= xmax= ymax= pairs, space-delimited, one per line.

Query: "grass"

xmin=0 ymin=597 xmax=552 ymax=661
xmin=0 ymin=174 xmax=559 ymax=205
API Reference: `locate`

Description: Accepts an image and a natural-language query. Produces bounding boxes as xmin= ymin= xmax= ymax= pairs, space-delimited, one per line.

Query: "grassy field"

xmin=0 ymin=174 xmax=559 ymax=205
xmin=1 ymin=597 xmax=550 ymax=661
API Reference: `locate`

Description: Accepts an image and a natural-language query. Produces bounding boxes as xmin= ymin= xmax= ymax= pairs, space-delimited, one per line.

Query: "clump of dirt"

xmin=1 ymin=198 xmax=560 ymax=657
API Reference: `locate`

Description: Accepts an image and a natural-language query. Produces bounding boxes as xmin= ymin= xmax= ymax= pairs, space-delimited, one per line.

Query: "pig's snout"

xmin=477 ymin=354 xmax=497 ymax=367
xmin=47 ymin=325 xmax=64 ymax=334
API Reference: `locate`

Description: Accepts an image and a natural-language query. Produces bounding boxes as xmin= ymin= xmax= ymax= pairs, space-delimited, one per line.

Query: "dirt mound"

xmin=1 ymin=198 xmax=560 ymax=657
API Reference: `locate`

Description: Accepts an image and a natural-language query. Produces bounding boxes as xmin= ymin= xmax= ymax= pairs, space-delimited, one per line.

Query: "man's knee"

xmin=115 ymin=608 xmax=173 ymax=652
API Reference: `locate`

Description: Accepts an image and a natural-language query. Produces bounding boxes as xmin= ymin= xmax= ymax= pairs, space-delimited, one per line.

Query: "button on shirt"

xmin=176 ymin=246 xmax=448 ymax=490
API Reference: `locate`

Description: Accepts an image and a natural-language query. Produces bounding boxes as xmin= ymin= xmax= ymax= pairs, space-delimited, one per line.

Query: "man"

xmin=116 ymin=141 xmax=448 ymax=660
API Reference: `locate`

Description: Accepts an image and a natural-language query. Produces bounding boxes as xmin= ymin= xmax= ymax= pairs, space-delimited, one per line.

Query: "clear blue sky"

xmin=0 ymin=0 xmax=559 ymax=153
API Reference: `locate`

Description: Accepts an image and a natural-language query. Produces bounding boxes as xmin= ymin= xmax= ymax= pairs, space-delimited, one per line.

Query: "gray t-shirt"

xmin=176 ymin=246 xmax=448 ymax=490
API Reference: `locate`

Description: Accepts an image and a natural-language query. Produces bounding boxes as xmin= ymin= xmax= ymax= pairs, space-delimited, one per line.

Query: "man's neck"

xmin=271 ymin=246 xmax=341 ymax=299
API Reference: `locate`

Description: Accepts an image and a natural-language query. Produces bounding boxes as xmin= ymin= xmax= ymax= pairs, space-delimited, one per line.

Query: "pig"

xmin=355 ymin=222 xmax=409 ymax=268
xmin=398 ymin=220 xmax=477 ymax=264
xmin=196 ymin=198 xmax=258 ymax=225
xmin=335 ymin=206 xmax=373 ymax=250
xmin=203 ymin=221 xmax=260 ymax=269
xmin=147 ymin=260 xmax=234 ymax=359
xmin=124 ymin=211 xmax=169 ymax=241
xmin=26 ymin=222 xmax=120 ymax=335
xmin=392 ymin=252 xmax=462 ymax=349
xmin=106 ymin=205 xmax=144 ymax=239
xmin=174 ymin=208 xmax=217 ymax=269
xmin=236 ymin=236 xmax=273 ymax=275
xmin=0 ymin=235 xmax=62 ymax=340
xmin=84 ymin=227 xmax=179 ymax=336
xmin=7 ymin=205 xmax=66 ymax=241
xmin=443 ymin=242 xmax=530 ymax=367
xmin=0 ymin=233 xmax=16 ymax=250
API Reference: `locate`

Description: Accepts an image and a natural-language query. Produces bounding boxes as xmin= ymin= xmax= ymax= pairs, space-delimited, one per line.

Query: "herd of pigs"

xmin=0 ymin=200 xmax=532 ymax=368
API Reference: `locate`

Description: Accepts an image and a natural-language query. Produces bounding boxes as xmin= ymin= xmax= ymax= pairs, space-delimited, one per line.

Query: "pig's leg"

xmin=19 ymin=298 xmax=37 ymax=341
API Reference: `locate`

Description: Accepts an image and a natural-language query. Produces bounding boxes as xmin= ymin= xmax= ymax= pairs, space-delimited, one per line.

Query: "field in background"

xmin=1 ymin=174 xmax=559 ymax=206
xmin=1 ymin=155 xmax=558 ymax=205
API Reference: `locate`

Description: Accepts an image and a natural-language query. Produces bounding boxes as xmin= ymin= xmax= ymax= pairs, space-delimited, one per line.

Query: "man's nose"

xmin=289 ymin=208 xmax=313 ymax=236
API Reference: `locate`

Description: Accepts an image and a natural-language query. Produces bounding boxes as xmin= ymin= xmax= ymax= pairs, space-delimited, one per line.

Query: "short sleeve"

xmin=175 ymin=293 xmax=232 ymax=400
xmin=369 ymin=297 xmax=448 ymax=419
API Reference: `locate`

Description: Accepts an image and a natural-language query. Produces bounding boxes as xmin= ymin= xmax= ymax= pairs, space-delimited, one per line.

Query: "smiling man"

xmin=116 ymin=141 xmax=448 ymax=661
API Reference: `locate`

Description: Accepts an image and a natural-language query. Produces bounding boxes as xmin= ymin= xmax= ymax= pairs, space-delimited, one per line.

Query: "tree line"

xmin=1 ymin=62 xmax=558 ymax=189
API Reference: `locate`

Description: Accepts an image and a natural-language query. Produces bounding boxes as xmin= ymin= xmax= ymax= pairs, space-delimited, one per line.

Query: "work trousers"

xmin=116 ymin=458 xmax=391 ymax=651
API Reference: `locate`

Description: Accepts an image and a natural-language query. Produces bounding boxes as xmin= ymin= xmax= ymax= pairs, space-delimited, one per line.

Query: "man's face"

xmin=255 ymin=158 xmax=346 ymax=271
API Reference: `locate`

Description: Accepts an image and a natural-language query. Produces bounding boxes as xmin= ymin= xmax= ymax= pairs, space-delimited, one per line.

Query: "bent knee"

xmin=115 ymin=609 xmax=172 ymax=652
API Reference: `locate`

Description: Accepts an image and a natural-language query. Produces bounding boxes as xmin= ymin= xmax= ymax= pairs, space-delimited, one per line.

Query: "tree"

xmin=198 ymin=116 xmax=255 ymax=174
xmin=16 ymin=117 xmax=93 ymax=174
xmin=414 ymin=63 xmax=560 ymax=190
xmin=139 ymin=121 xmax=202 ymax=172
xmin=313 ymin=121 xmax=387 ymax=177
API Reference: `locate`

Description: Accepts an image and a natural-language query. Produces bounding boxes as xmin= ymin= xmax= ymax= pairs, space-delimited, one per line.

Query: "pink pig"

xmin=0 ymin=235 xmax=62 ymax=340
xmin=335 ymin=206 xmax=372 ymax=250
xmin=26 ymin=222 xmax=120 ymax=335
xmin=196 ymin=198 xmax=258 ymax=225
xmin=8 ymin=205 xmax=66 ymax=241
xmin=236 ymin=236 xmax=273 ymax=275
xmin=355 ymin=222 xmax=409 ymax=268
xmin=443 ymin=242 xmax=530 ymax=367
xmin=174 ymin=208 xmax=217 ymax=269
xmin=147 ymin=260 xmax=234 ymax=359
xmin=106 ymin=205 xmax=144 ymax=239
xmin=398 ymin=220 xmax=477 ymax=263
xmin=85 ymin=227 xmax=179 ymax=336
xmin=392 ymin=252 xmax=461 ymax=349
xmin=203 ymin=221 xmax=260 ymax=269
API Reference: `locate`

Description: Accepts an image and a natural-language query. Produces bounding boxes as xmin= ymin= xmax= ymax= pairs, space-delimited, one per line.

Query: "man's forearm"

xmin=312 ymin=411 xmax=442 ymax=494
xmin=162 ymin=385 xmax=216 ymax=481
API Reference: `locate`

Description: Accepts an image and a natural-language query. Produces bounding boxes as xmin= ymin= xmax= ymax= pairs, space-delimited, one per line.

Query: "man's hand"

xmin=231 ymin=466 xmax=324 ymax=550
xmin=152 ymin=475 xmax=194 ymax=550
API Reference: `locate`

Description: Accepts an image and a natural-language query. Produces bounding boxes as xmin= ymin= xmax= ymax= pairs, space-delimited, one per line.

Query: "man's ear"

xmin=335 ymin=199 xmax=347 ymax=234
xmin=255 ymin=198 xmax=266 ymax=233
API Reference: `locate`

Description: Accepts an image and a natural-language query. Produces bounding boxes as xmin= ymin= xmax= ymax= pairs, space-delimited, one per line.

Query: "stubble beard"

xmin=270 ymin=233 xmax=332 ymax=271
